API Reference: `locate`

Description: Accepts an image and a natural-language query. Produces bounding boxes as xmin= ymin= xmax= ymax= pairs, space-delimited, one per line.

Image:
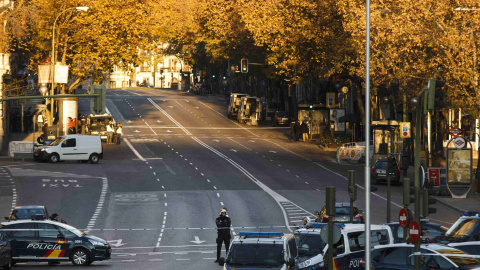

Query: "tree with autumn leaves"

xmin=2 ymin=0 xmax=480 ymax=119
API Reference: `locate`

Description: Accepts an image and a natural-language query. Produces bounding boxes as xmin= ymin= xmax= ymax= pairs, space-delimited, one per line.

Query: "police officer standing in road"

xmin=215 ymin=208 xmax=231 ymax=263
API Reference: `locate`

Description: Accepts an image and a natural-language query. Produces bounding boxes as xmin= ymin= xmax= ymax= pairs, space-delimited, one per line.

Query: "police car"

xmin=361 ymin=243 xmax=480 ymax=269
xmin=431 ymin=211 xmax=480 ymax=255
xmin=219 ymin=232 xmax=299 ymax=269
xmin=294 ymin=223 xmax=394 ymax=269
xmin=0 ymin=219 xmax=111 ymax=265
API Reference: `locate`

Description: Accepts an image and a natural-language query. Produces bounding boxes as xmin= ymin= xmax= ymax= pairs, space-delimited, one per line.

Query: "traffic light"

xmin=241 ymin=58 xmax=248 ymax=73
xmin=91 ymin=85 xmax=106 ymax=114
xmin=348 ymin=170 xmax=357 ymax=202
xmin=325 ymin=186 xmax=336 ymax=216
xmin=422 ymin=188 xmax=437 ymax=217
xmin=403 ymin=178 xmax=415 ymax=207
xmin=426 ymin=78 xmax=446 ymax=112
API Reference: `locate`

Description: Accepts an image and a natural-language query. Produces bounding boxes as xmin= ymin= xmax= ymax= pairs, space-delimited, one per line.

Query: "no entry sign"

xmin=399 ymin=208 xmax=411 ymax=228
xmin=408 ymin=221 xmax=421 ymax=243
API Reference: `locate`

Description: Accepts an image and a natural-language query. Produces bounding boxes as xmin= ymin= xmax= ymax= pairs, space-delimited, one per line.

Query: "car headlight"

xmin=92 ymin=131 xmax=98 ymax=134
xmin=299 ymin=259 xmax=312 ymax=268
xmin=89 ymin=240 xmax=104 ymax=246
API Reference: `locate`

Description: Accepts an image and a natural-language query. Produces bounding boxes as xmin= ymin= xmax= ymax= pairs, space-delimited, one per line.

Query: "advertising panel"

xmin=329 ymin=109 xmax=345 ymax=132
xmin=447 ymin=149 xmax=471 ymax=185
xmin=62 ymin=99 xmax=78 ymax=135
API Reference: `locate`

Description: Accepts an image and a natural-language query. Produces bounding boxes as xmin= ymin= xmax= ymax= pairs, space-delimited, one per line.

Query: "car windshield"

xmin=446 ymin=218 xmax=479 ymax=238
xmin=50 ymin=137 xmax=65 ymax=146
xmin=295 ymin=233 xmax=325 ymax=256
xmin=11 ymin=208 xmax=45 ymax=219
xmin=336 ymin=207 xmax=350 ymax=215
xmin=375 ymin=161 xmax=387 ymax=169
xmin=226 ymin=243 xmax=284 ymax=267
xmin=434 ymin=248 xmax=480 ymax=266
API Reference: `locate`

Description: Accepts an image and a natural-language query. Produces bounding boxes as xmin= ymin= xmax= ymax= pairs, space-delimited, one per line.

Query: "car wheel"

xmin=89 ymin=154 xmax=100 ymax=164
xmin=49 ymin=154 xmax=59 ymax=163
xmin=3 ymin=257 xmax=12 ymax=270
xmin=71 ymin=248 xmax=90 ymax=266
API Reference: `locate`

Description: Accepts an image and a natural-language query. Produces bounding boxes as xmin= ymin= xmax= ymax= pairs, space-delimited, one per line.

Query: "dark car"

xmin=315 ymin=202 xmax=364 ymax=223
xmin=385 ymin=220 xmax=448 ymax=243
xmin=0 ymin=232 xmax=12 ymax=270
xmin=33 ymin=139 xmax=55 ymax=161
xmin=5 ymin=206 xmax=49 ymax=222
xmin=272 ymin=111 xmax=291 ymax=126
xmin=360 ymin=243 xmax=480 ymax=269
xmin=371 ymin=158 xmax=401 ymax=185
xmin=0 ymin=220 xmax=111 ymax=266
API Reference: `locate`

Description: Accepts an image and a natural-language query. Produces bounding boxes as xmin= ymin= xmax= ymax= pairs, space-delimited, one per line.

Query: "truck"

xmin=237 ymin=96 xmax=262 ymax=125
xmin=86 ymin=113 xmax=113 ymax=141
xmin=227 ymin=93 xmax=249 ymax=119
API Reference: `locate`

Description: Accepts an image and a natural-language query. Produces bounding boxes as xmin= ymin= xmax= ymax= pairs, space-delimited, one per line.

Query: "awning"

xmin=338 ymin=113 xmax=361 ymax=123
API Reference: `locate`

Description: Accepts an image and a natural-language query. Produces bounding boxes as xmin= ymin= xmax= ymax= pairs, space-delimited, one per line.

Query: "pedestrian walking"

xmin=290 ymin=120 xmax=296 ymax=141
xmin=215 ymin=208 xmax=231 ymax=263
xmin=301 ymin=121 xmax=309 ymax=142
xmin=106 ymin=121 xmax=115 ymax=144
xmin=294 ymin=120 xmax=301 ymax=141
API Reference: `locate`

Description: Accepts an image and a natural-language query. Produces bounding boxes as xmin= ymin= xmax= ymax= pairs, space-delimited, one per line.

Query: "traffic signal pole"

xmin=413 ymin=88 xmax=427 ymax=270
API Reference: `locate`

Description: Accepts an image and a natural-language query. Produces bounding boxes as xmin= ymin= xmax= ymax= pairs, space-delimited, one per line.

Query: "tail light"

xmin=275 ymin=117 xmax=279 ymax=120
xmin=324 ymin=215 xmax=334 ymax=221
xmin=372 ymin=168 xmax=377 ymax=173
xmin=395 ymin=169 xmax=400 ymax=174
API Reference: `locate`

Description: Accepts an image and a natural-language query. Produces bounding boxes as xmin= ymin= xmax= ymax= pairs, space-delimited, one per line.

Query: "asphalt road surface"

xmin=0 ymin=88 xmax=463 ymax=269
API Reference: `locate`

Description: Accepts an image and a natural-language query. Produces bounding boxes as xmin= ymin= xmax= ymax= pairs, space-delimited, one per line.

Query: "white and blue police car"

xmin=0 ymin=219 xmax=111 ymax=266
xmin=294 ymin=223 xmax=394 ymax=269
xmin=219 ymin=232 xmax=299 ymax=269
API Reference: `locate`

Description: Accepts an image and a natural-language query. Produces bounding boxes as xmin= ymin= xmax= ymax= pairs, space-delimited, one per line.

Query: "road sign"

xmin=399 ymin=208 xmax=412 ymax=228
xmin=453 ymin=137 xmax=466 ymax=149
xmin=428 ymin=168 xmax=440 ymax=187
xmin=408 ymin=221 xmax=421 ymax=243
xmin=449 ymin=128 xmax=464 ymax=137
xmin=326 ymin=92 xmax=335 ymax=108
xmin=320 ymin=223 xmax=342 ymax=244
xmin=400 ymin=122 xmax=411 ymax=138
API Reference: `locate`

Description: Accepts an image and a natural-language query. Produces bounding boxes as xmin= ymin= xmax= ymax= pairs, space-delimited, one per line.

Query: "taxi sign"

xmin=399 ymin=208 xmax=412 ymax=228
xmin=408 ymin=221 xmax=421 ymax=243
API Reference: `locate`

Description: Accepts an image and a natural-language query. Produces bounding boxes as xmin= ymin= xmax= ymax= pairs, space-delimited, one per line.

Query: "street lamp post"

xmin=49 ymin=6 xmax=89 ymax=125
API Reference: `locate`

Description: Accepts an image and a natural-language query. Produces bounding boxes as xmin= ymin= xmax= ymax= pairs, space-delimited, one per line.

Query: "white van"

xmin=33 ymin=135 xmax=103 ymax=163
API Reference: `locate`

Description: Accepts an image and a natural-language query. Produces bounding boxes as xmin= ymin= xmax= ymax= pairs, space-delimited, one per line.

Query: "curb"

xmin=432 ymin=197 xmax=465 ymax=214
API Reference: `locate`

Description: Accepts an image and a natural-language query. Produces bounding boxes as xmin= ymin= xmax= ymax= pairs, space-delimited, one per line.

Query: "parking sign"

xmin=400 ymin=122 xmax=411 ymax=138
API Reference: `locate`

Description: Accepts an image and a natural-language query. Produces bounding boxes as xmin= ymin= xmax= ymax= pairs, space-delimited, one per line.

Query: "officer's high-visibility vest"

xmin=37 ymin=115 xmax=44 ymax=123
xmin=106 ymin=124 xmax=114 ymax=132
xmin=116 ymin=127 xmax=123 ymax=134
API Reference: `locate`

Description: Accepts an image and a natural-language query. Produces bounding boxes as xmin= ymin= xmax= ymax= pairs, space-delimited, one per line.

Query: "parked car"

xmin=371 ymin=158 xmax=401 ymax=185
xmin=0 ymin=231 xmax=12 ymax=270
xmin=360 ymin=243 xmax=480 ymax=269
xmin=315 ymin=202 xmax=364 ymax=223
xmin=384 ymin=220 xmax=448 ymax=243
xmin=5 ymin=206 xmax=49 ymax=222
xmin=272 ymin=111 xmax=292 ymax=126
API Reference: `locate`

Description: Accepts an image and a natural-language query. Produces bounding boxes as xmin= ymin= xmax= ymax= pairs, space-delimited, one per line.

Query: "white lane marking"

xmin=192 ymin=137 xmax=310 ymax=232
xmin=148 ymin=98 xmax=192 ymax=135
xmin=124 ymin=138 xmax=146 ymax=162
xmin=126 ymin=90 xmax=142 ymax=96
xmin=86 ymin=177 xmax=108 ymax=230
xmin=145 ymin=122 xmax=157 ymax=135
xmin=199 ymin=101 xmax=259 ymax=137
xmin=156 ymin=212 xmax=168 ymax=247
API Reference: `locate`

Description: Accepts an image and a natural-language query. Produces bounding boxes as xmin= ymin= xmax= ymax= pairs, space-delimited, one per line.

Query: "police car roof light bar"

xmin=463 ymin=211 xmax=479 ymax=217
xmin=307 ymin=222 xmax=327 ymax=228
xmin=238 ymin=232 xmax=283 ymax=237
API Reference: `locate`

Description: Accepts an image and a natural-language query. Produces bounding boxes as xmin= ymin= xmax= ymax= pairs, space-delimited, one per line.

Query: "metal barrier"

xmin=8 ymin=141 xmax=35 ymax=157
